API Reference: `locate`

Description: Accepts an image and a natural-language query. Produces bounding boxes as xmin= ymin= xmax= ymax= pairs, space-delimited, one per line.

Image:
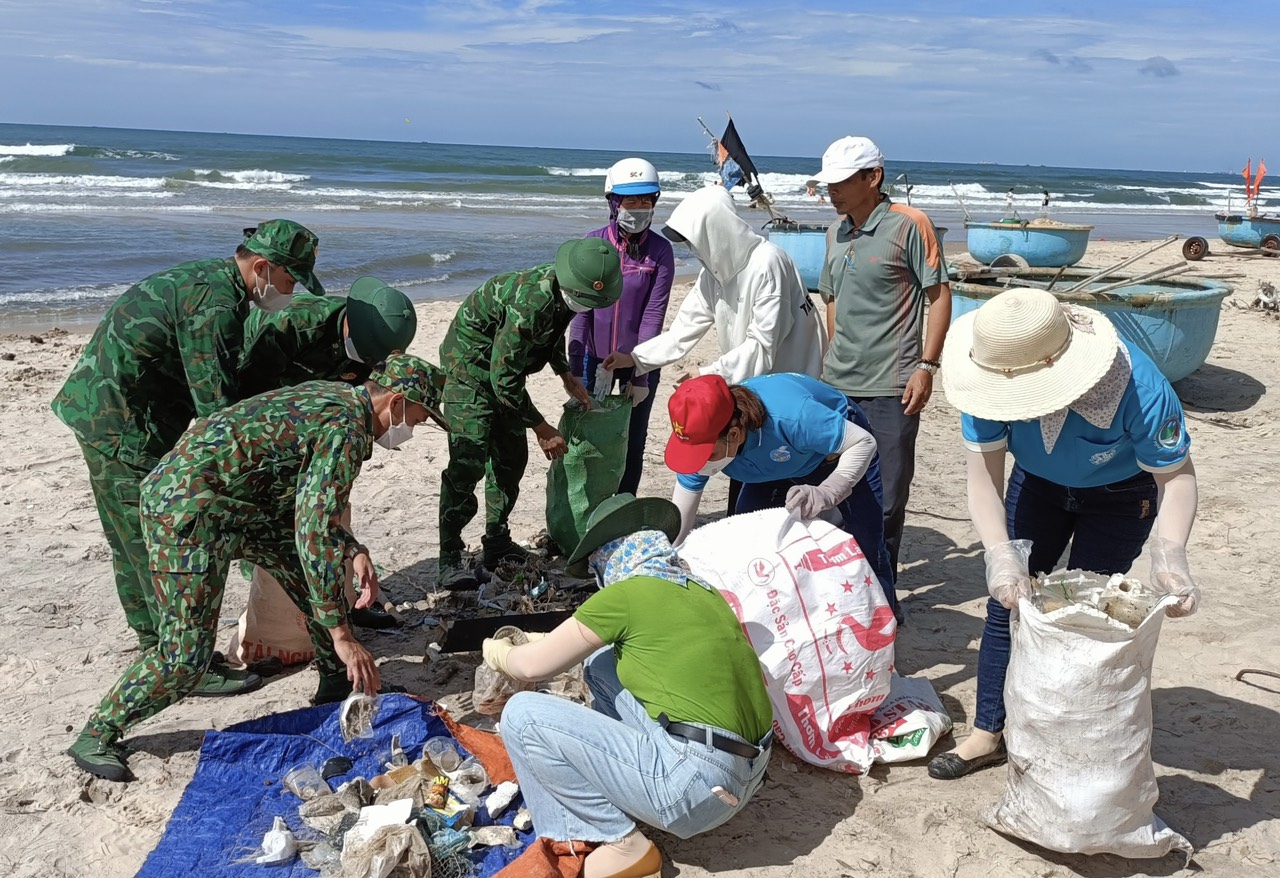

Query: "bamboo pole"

xmin=1063 ymin=235 xmax=1180 ymax=291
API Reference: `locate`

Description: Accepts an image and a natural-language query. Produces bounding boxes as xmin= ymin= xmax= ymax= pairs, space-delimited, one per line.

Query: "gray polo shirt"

xmin=818 ymin=197 xmax=948 ymax=397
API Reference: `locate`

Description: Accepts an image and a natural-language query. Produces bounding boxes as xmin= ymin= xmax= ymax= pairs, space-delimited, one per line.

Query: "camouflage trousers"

xmin=85 ymin=512 xmax=344 ymax=742
xmin=78 ymin=440 xmax=159 ymax=646
xmin=439 ymin=381 xmax=529 ymax=559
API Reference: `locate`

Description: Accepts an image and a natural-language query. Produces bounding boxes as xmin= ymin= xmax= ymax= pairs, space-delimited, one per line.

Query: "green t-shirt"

xmin=574 ymin=576 xmax=773 ymax=743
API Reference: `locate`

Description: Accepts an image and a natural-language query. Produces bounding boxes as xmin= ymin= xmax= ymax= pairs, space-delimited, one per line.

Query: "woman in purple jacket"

xmin=569 ymin=157 xmax=676 ymax=495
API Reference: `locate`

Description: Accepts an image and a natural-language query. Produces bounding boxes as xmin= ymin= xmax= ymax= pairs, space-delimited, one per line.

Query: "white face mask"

xmin=253 ymin=264 xmax=290 ymax=312
xmin=344 ymin=334 xmax=364 ymax=364
xmin=697 ymin=455 xmax=733 ymax=476
xmin=375 ymin=400 xmax=414 ymax=450
xmin=563 ymin=294 xmax=593 ymax=314
xmin=617 ymin=208 xmax=654 ymax=234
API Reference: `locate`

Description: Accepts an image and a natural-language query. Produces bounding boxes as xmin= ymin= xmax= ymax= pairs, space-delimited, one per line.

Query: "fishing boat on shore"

xmin=1180 ymin=159 xmax=1280 ymax=260
xmin=955 ymin=188 xmax=1092 ymax=268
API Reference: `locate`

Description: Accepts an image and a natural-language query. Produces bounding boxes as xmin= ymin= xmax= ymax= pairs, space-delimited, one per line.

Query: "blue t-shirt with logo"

xmin=677 ymin=372 xmax=848 ymax=492
xmin=960 ymin=341 xmax=1190 ymax=488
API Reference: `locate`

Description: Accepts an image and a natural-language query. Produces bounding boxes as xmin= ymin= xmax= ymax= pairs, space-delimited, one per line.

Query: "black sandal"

xmin=927 ymin=741 xmax=1007 ymax=780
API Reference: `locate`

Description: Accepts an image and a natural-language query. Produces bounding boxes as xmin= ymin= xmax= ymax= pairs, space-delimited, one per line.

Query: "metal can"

xmin=425 ymin=775 xmax=450 ymax=809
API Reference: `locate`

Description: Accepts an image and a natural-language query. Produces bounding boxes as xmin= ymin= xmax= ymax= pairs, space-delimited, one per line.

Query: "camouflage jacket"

xmin=439 ymin=263 xmax=573 ymax=428
xmin=140 ymin=382 xmax=374 ymax=629
xmin=238 ymin=292 xmax=369 ymax=398
xmin=52 ymin=257 xmax=250 ymax=469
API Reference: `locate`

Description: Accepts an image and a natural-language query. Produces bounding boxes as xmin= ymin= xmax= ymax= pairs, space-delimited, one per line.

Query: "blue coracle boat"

xmin=1215 ymin=211 xmax=1280 ymax=252
xmin=948 ymin=267 xmax=1232 ymax=383
xmin=964 ymin=220 xmax=1093 ymax=267
xmin=768 ymin=221 xmax=948 ymax=293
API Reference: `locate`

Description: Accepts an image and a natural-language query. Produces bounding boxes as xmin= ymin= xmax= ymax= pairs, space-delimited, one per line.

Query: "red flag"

xmin=1243 ymin=159 xmax=1253 ymax=198
xmin=1256 ymin=159 xmax=1267 ymax=199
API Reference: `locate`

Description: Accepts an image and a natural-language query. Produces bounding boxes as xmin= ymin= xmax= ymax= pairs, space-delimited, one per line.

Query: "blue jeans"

xmin=734 ymin=401 xmax=898 ymax=618
xmin=500 ymin=648 xmax=770 ymax=842
xmin=849 ymin=396 xmax=920 ymax=572
xmin=973 ymin=465 xmax=1158 ymax=732
xmin=570 ymin=353 xmax=659 ymax=497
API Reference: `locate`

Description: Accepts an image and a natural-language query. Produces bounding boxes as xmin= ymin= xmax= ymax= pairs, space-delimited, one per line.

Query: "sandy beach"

xmin=1 ymin=238 xmax=1278 ymax=877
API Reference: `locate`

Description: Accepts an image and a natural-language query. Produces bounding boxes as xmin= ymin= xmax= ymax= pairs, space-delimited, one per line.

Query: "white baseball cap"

xmin=811 ymin=136 xmax=885 ymax=184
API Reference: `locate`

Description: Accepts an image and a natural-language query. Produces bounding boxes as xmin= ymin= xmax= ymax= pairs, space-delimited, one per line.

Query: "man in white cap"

xmin=811 ymin=136 xmax=951 ymax=583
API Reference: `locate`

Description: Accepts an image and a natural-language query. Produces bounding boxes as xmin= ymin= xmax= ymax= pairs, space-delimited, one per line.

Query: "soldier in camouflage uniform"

xmin=239 ymin=276 xmax=419 ymax=630
xmin=51 ymin=220 xmax=323 ymax=696
xmin=437 ymin=239 xmax=622 ymax=589
xmin=66 ymin=354 xmax=445 ymax=782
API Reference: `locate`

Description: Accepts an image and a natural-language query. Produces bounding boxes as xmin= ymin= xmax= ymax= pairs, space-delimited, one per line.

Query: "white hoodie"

xmin=631 ymin=186 xmax=826 ymax=383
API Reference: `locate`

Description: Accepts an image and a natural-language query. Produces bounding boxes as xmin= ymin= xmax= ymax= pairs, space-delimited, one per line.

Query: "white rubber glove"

xmin=627 ymin=382 xmax=650 ymax=406
xmin=985 ymin=539 xmax=1034 ymax=609
xmin=1150 ymin=537 xmax=1200 ymax=618
xmin=592 ymin=364 xmax=613 ymax=403
xmin=481 ymin=636 xmax=516 ymax=675
xmin=785 ymin=483 xmax=844 ymax=519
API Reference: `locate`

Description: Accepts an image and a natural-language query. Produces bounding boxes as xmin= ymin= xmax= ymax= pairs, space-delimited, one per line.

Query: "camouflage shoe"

xmin=67 ymin=729 xmax=132 ymax=783
xmin=481 ymin=536 xmax=534 ymax=568
xmin=437 ymin=557 xmax=479 ymax=591
xmin=190 ymin=660 xmax=264 ymax=697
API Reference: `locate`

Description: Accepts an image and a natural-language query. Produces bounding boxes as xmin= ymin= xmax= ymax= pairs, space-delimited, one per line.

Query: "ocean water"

xmin=0 ymin=122 xmax=1261 ymax=325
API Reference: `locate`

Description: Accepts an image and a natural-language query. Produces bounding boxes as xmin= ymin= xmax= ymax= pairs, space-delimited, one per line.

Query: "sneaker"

xmin=437 ymin=558 xmax=478 ymax=591
xmin=67 ymin=729 xmax=132 ymax=782
xmin=350 ymin=604 xmax=399 ymax=630
xmin=311 ymin=672 xmax=410 ymax=706
xmin=481 ymin=536 xmax=533 ymax=568
xmin=190 ymin=660 xmax=264 ymax=697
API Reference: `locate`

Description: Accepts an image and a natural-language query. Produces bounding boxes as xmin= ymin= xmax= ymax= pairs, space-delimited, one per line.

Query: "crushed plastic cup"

xmin=424 ymin=737 xmax=462 ymax=773
xmin=283 ymin=764 xmax=329 ymax=801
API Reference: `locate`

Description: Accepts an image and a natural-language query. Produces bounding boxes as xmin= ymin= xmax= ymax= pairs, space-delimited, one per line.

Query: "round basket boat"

xmin=948 ymin=267 xmax=1232 ymax=382
xmin=964 ymin=220 xmax=1093 ymax=268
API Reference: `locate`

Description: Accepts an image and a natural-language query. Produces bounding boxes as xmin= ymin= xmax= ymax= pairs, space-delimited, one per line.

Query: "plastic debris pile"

xmin=255 ymin=693 xmax=528 ymax=877
xmin=1031 ymin=570 xmax=1161 ymax=630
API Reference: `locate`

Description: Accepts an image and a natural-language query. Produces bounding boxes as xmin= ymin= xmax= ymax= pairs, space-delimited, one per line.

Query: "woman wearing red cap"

xmin=664 ymin=372 xmax=897 ymax=615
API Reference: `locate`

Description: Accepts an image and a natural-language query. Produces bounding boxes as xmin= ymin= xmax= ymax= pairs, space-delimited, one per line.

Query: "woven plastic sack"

xmin=679 ymin=509 xmax=896 ymax=774
xmin=869 ymin=673 xmax=952 ymax=764
xmin=984 ymin=586 xmax=1192 ymax=859
xmin=545 ymin=397 xmax=630 ymax=554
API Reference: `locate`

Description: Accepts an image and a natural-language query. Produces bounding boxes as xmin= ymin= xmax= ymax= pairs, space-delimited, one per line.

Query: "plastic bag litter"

xmin=340 ymin=823 xmax=430 ymax=878
xmin=340 ymin=691 xmax=380 ymax=743
xmin=442 ymin=758 xmax=489 ymax=805
xmin=1033 ymin=570 xmax=1161 ymax=631
xmin=869 ymin=674 xmax=953 ymax=764
xmin=470 ymin=825 xmax=521 ymax=848
xmin=255 ymin=816 xmax=297 ymax=865
xmin=472 ymin=626 xmax=537 ymax=716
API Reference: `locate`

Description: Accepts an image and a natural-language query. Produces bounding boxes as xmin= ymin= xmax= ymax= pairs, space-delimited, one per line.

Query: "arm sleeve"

xmin=237 ymin=312 xmax=297 ymax=399
xmin=489 ymin=310 xmax=551 ymax=428
xmin=671 ymin=481 xmax=704 ymax=546
xmin=823 ymin=420 xmax=877 ymax=492
xmin=961 ymin=412 xmax=1009 ymax=452
xmin=549 ymin=332 xmax=571 ymax=377
xmin=178 ymin=304 xmax=244 ymax=418
xmin=967 ymin=447 xmax=1012 ymax=548
xmin=701 ymin=261 xmax=792 ymax=384
xmin=902 ymin=214 xmax=948 ymax=289
xmin=818 ymin=220 xmax=842 ymax=303
xmin=636 ymin=244 xmax=676 ymax=348
xmin=631 ymin=272 xmax=716 ymax=373
xmin=567 ymin=311 xmax=589 ymax=360
xmin=504 ymin=617 xmax=605 ymax=683
xmin=574 ymin=581 xmax=632 ymax=644
xmin=1128 ymin=376 xmax=1192 ymax=472
xmin=293 ymin=419 xmax=366 ymax=628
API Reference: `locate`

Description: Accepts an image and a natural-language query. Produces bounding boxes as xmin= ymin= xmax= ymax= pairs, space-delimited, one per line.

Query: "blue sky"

xmin=1 ymin=0 xmax=1276 ymax=171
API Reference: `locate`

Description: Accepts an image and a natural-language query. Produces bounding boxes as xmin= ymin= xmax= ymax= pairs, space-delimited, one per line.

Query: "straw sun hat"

xmin=941 ymin=288 xmax=1120 ymax=422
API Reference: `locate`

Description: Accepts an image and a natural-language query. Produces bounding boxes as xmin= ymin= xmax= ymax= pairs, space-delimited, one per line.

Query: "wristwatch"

xmin=917 ymin=359 xmax=940 ymax=375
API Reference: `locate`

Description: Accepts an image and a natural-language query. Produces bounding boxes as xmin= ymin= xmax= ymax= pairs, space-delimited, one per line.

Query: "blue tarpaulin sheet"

xmin=136 ymin=695 xmax=531 ymax=877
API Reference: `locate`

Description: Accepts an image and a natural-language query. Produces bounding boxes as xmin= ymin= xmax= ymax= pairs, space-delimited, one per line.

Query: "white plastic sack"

xmin=870 ymin=673 xmax=953 ymax=764
xmin=984 ymin=591 xmax=1192 ymax=859
xmin=680 ymin=509 xmax=896 ymax=774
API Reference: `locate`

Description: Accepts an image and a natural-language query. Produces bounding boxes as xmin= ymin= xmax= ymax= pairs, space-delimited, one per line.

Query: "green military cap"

xmin=554 ymin=239 xmax=623 ymax=309
xmin=369 ymin=353 xmax=447 ymax=428
xmin=242 ymin=219 xmax=325 ymax=295
xmin=346 ymin=277 xmax=417 ymax=364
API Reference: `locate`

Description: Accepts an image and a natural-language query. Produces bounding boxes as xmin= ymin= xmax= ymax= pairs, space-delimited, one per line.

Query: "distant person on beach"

xmin=928 ymin=289 xmax=1200 ymax=780
xmin=436 ymin=239 xmax=622 ymax=590
xmin=568 ymin=157 xmax=675 ymax=496
xmin=812 ymin=136 xmax=950 ymax=583
xmin=483 ymin=494 xmax=773 ymax=878
xmin=66 ymin=356 xmax=444 ymax=782
xmin=237 ymin=276 xmax=421 ymax=635
xmin=602 ymin=184 xmax=825 ymax=515
xmin=51 ymin=219 xmax=323 ymax=696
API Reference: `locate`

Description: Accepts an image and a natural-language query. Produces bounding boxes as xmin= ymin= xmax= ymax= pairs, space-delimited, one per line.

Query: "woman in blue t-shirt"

xmin=660 ymin=372 xmax=897 ymax=616
xmin=929 ymin=288 xmax=1201 ymax=780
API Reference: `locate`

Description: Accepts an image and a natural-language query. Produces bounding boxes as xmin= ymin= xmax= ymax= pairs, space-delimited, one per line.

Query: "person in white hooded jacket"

xmin=603 ymin=185 xmax=825 ymax=385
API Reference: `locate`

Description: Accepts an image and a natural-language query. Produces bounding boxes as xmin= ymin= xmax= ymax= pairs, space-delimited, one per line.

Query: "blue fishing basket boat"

xmin=964 ymin=220 xmax=1093 ymax=268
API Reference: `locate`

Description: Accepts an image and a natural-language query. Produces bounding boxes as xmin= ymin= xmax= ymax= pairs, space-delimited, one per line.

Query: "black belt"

xmin=657 ymin=713 xmax=767 ymax=760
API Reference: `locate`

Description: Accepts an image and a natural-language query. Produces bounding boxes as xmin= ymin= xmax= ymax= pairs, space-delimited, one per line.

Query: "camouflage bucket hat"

xmin=242 ymin=219 xmax=324 ymax=295
xmin=346 ymin=276 xmax=417 ymax=363
xmin=554 ymin=239 xmax=623 ymax=309
xmin=370 ymin=353 xmax=448 ymax=429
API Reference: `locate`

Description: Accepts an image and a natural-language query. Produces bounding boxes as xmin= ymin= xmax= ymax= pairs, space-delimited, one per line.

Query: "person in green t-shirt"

xmin=481 ymin=494 xmax=773 ymax=878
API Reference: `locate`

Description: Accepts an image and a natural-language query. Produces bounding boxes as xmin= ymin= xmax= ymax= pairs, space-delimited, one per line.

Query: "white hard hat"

xmin=605 ymin=157 xmax=661 ymax=196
